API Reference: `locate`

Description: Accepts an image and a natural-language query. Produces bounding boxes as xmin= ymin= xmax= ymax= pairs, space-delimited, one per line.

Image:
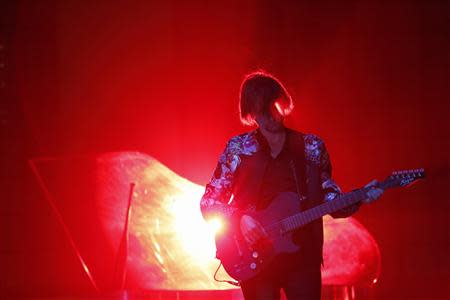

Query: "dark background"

xmin=1 ymin=0 xmax=448 ymax=299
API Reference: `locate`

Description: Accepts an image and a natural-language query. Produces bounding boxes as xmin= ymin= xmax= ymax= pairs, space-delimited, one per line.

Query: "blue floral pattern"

xmin=200 ymin=130 xmax=344 ymax=219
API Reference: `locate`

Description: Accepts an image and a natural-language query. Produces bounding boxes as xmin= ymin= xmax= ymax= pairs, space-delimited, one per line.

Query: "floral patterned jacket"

xmin=200 ymin=129 xmax=359 ymax=222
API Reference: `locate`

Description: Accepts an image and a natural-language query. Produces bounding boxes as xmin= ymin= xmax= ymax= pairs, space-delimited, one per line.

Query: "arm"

xmin=318 ymin=140 xmax=361 ymax=218
xmin=200 ymin=138 xmax=267 ymax=245
xmin=200 ymin=141 xmax=243 ymax=224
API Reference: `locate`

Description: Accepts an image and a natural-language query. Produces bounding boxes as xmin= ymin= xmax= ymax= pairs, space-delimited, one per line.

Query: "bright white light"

xmin=171 ymin=187 xmax=218 ymax=261
xmin=208 ymin=217 xmax=223 ymax=234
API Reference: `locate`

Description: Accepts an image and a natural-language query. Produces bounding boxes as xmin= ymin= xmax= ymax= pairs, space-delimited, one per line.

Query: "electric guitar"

xmin=214 ymin=169 xmax=425 ymax=282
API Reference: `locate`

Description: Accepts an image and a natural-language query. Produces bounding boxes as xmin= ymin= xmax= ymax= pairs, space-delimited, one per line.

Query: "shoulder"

xmin=224 ymin=130 xmax=259 ymax=155
xmin=285 ymin=127 xmax=325 ymax=148
xmin=303 ymin=133 xmax=327 ymax=164
xmin=284 ymin=128 xmax=326 ymax=148
xmin=303 ymin=133 xmax=325 ymax=148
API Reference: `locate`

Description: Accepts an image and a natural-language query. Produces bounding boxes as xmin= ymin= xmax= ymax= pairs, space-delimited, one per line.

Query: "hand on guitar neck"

xmin=363 ymin=179 xmax=384 ymax=204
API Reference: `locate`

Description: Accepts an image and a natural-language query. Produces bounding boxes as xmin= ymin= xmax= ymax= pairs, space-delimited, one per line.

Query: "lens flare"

xmin=208 ymin=218 xmax=223 ymax=234
xmin=171 ymin=189 xmax=217 ymax=261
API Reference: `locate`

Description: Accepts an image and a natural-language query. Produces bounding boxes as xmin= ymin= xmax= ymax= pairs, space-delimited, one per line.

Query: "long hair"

xmin=239 ymin=70 xmax=294 ymax=126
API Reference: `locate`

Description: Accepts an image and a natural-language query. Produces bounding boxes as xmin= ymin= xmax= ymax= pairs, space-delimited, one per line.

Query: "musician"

xmin=200 ymin=71 xmax=383 ymax=300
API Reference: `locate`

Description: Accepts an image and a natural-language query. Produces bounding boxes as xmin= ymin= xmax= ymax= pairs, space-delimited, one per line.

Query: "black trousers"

xmin=240 ymin=256 xmax=322 ymax=300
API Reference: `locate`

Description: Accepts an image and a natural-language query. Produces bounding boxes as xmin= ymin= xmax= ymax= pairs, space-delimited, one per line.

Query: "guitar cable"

xmin=213 ymin=261 xmax=241 ymax=287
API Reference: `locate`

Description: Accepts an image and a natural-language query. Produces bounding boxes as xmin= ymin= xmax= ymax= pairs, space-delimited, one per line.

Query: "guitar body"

xmin=215 ymin=192 xmax=301 ymax=282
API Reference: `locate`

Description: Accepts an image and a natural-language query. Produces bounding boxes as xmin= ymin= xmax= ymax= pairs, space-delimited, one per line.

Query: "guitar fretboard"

xmin=281 ymin=179 xmax=396 ymax=233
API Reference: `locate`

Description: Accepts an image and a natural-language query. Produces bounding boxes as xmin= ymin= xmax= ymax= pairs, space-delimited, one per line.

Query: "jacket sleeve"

xmin=200 ymin=141 xmax=243 ymax=223
xmin=319 ymin=140 xmax=361 ymax=218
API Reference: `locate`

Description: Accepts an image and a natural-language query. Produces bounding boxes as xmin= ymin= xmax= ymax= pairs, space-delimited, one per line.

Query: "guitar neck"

xmin=282 ymin=179 xmax=394 ymax=233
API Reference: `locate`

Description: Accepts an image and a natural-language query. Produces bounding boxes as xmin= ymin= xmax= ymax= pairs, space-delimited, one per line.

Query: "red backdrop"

xmin=3 ymin=1 xmax=448 ymax=299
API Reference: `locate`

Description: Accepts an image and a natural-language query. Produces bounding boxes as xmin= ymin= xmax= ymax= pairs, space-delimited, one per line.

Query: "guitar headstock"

xmin=387 ymin=168 xmax=426 ymax=187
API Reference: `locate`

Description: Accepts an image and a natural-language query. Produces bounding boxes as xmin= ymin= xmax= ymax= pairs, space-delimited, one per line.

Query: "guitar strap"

xmin=287 ymin=129 xmax=309 ymax=209
xmin=288 ymin=130 xmax=325 ymax=265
